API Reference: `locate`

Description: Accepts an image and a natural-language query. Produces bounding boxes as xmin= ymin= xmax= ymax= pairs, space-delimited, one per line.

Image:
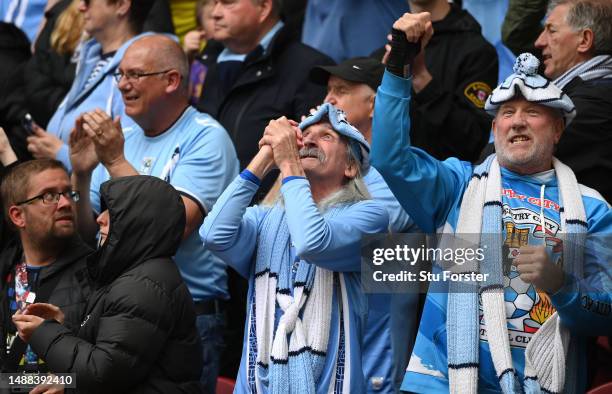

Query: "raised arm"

xmin=200 ymin=147 xmax=275 ymax=278
xmin=371 ymin=14 xmax=474 ymax=232
xmin=371 ymin=70 xmax=472 ymax=233
xmin=69 ymin=117 xmax=100 ymax=246
xmin=282 ymin=178 xmax=389 ymax=271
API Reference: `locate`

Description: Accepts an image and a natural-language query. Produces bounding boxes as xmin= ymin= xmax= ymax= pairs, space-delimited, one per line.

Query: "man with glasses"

xmin=70 ymin=34 xmax=239 ymax=393
xmin=0 ymin=159 xmax=92 ymax=389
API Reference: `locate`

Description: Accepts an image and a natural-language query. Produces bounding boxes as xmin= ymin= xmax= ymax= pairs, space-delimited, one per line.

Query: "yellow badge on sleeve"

xmin=464 ymin=82 xmax=492 ymax=108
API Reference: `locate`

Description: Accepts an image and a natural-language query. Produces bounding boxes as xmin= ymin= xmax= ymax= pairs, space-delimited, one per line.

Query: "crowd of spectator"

xmin=0 ymin=0 xmax=610 ymax=393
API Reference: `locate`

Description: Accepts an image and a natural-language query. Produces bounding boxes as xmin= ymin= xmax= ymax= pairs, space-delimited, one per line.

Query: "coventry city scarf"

xmin=446 ymin=154 xmax=586 ymax=394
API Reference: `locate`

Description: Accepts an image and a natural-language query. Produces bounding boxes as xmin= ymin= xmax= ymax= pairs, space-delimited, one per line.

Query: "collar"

xmin=218 ymin=20 xmax=284 ymax=63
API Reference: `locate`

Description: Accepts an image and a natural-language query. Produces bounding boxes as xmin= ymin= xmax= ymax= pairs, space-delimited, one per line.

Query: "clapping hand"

xmin=69 ymin=115 xmax=99 ymax=176
xmin=81 ymin=109 xmax=125 ymax=169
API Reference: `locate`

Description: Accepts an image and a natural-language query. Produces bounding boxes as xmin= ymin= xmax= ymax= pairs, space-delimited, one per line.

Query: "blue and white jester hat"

xmin=485 ymin=53 xmax=576 ymax=126
xmin=298 ymin=103 xmax=370 ymax=171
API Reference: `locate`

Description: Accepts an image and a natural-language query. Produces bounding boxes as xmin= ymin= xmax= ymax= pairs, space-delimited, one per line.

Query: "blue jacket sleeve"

xmin=370 ymin=70 xmax=474 ymax=232
xmin=55 ymin=143 xmax=72 ymax=173
xmin=200 ymin=175 xmax=267 ymax=278
xmin=550 ymin=204 xmax=612 ymax=335
xmin=281 ymin=178 xmax=389 ymax=272
xmin=365 ymin=166 xmax=417 ymax=233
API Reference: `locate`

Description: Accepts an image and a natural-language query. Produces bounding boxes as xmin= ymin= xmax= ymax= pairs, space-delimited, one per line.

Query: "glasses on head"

xmin=16 ymin=191 xmax=80 ymax=206
xmin=113 ymin=69 xmax=172 ymax=83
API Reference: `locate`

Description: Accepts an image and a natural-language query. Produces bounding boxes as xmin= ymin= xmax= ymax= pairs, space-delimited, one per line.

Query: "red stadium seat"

xmin=216 ymin=377 xmax=236 ymax=394
xmin=587 ymin=381 xmax=612 ymax=394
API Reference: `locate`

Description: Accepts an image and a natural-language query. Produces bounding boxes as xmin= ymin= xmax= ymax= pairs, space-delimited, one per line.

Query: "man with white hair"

xmin=371 ymin=15 xmax=612 ymax=392
xmin=310 ymin=56 xmax=420 ymax=393
xmin=201 ymin=104 xmax=389 ymax=393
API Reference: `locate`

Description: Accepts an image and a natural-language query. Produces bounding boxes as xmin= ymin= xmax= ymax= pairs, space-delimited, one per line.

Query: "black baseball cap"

xmin=310 ymin=57 xmax=384 ymax=92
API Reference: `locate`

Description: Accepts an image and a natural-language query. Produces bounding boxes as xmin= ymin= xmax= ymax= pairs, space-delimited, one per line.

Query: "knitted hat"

xmin=298 ymin=103 xmax=370 ymax=171
xmin=310 ymin=57 xmax=384 ymax=92
xmin=485 ymin=53 xmax=576 ymax=126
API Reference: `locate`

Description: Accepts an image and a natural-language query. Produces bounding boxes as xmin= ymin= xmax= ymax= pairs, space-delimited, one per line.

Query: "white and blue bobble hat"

xmin=485 ymin=53 xmax=576 ymax=126
xmin=298 ymin=103 xmax=370 ymax=171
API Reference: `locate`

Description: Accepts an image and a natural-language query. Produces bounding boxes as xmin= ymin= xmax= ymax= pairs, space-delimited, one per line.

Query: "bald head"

xmin=126 ymin=35 xmax=190 ymax=92
xmin=118 ymin=35 xmax=192 ymax=135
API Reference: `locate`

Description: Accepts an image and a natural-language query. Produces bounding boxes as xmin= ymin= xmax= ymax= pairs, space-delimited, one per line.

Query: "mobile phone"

xmin=22 ymin=113 xmax=35 ymax=135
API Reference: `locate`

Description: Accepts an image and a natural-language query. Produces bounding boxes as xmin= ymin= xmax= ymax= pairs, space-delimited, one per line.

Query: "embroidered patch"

xmin=464 ymin=82 xmax=492 ymax=108
xmin=139 ymin=157 xmax=155 ymax=175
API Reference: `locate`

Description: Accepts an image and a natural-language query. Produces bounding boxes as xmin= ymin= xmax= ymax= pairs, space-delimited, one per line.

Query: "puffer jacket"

xmin=28 ymin=176 xmax=203 ymax=394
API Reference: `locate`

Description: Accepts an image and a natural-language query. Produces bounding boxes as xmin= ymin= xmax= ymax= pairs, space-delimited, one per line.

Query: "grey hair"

xmin=317 ymin=177 xmax=371 ymax=212
xmin=548 ymin=0 xmax=612 ymax=54
xmin=309 ymin=138 xmax=371 ymax=211
xmin=273 ymin=175 xmax=371 ymax=211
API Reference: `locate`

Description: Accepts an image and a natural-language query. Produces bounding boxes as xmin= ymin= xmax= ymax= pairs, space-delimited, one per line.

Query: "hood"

xmin=88 ymin=176 xmax=185 ymax=286
xmin=433 ymin=5 xmax=483 ymax=35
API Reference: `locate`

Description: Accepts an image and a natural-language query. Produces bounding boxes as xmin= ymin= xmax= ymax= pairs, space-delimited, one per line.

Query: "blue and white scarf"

xmin=446 ymin=154 xmax=586 ymax=394
xmin=554 ymin=54 xmax=612 ymax=89
xmin=246 ymin=204 xmax=351 ymax=394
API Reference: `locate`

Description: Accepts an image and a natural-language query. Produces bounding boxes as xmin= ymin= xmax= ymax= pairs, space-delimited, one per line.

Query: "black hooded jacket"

xmin=374 ymin=5 xmax=498 ymax=162
xmin=414 ymin=5 xmax=498 ymax=162
xmin=28 ymin=176 xmax=202 ymax=394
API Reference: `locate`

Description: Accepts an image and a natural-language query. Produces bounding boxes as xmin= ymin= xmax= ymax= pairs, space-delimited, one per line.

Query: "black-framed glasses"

xmin=16 ymin=191 xmax=80 ymax=206
xmin=113 ymin=69 xmax=172 ymax=83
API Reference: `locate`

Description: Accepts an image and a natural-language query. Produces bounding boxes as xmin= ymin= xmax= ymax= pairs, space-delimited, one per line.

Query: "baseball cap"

xmin=310 ymin=57 xmax=384 ymax=92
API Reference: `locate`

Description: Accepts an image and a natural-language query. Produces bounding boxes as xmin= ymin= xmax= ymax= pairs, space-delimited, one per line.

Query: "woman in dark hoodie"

xmin=13 ymin=175 xmax=203 ymax=394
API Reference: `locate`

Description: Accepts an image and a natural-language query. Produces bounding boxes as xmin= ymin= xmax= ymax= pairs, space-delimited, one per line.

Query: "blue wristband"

xmin=240 ymin=169 xmax=261 ymax=186
xmin=282 ymin=176 xmax=306 ymax=185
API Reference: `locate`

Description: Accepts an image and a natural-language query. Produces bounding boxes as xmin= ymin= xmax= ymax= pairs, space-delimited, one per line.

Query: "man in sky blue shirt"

xmin=201 ymin=104 xmax=389 ymax=393
xmin=311 ymin=56 xmax=420 ymax=393
xmin=69 ymin=35 xmax=238 ymax=393
xmin=371 ymin=13 xmax=611 ymax=393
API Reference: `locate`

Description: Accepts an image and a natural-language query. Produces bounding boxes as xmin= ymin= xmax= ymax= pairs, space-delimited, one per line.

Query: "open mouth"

xmin=123 ymin=95 xmax=139 ymax=102
xmin=509 ymin=135 xmax=531 ymax=144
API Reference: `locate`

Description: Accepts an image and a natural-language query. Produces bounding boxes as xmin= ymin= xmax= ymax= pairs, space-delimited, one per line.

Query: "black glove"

xmin=386 ymin=28 xmax=421 ymax=78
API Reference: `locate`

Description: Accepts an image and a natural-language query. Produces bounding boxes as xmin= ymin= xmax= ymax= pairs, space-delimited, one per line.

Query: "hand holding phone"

xmin=22 ymin=113 xmax=36 ymax=135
